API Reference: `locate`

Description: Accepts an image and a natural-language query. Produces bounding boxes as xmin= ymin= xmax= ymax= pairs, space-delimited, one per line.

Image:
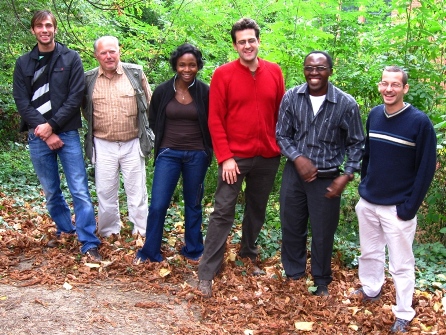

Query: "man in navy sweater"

xmin=352 ymin=66 xmax=436 ymax=333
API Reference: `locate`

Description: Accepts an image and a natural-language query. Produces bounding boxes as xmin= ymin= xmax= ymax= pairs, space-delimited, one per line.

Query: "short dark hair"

xmin=31 ymin=10 xmax=57 ymax=30
xmin=169 ymin=43 xmax=204 ymax=72
xmin=230 ymin=18 xmax=260 ymax=44
xmin=383 ymin=65 xmax=408 ymax=85
xmin=304 ymin=51 xmax=333 ymax=69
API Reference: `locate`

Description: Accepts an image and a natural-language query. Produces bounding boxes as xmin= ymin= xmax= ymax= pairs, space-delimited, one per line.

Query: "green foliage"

xmin=418 ymin=148 xmax=446 ymax=245
xmin=414 ymin=242 xmax=446 ymax=291
xmin=0 ymin=142 xmax=43 ymax=203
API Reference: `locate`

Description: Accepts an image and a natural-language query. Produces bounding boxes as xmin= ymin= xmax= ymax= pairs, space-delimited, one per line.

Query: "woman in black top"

xmin=135 ymin=43 xmax=212 ymax=262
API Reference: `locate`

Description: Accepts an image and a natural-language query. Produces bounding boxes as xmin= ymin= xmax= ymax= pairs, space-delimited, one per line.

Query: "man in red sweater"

xmin=198 ymin=18 xmax=285 ymax=297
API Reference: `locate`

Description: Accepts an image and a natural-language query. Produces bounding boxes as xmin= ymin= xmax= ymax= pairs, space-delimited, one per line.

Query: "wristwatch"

xmin=343 ymin=172 xmax=354 ymax=181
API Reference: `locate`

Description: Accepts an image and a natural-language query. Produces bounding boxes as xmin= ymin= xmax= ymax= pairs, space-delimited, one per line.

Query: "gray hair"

xmin=93 ymin=36 xmax=120 ymax=53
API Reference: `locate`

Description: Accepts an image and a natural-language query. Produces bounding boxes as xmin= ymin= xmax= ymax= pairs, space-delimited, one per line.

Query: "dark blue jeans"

xmin=137 ymin=148 xmax=209 ymax=262
xmin=28 ymin=130 xmax=100 ymax=253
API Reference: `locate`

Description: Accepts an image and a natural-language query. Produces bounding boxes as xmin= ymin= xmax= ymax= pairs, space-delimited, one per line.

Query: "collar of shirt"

xmin=98 ymin=61 xmax=124 ymax=77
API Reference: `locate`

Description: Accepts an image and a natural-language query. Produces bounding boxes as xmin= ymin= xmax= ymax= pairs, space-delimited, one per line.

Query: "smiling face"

xmin=94 ymin=37 xmax=121 ymax=75
xmin=31 ymin=16 xmax=57 ymax=51
xmin=379 ymin=70 xmax=409 ymax=113
xmin=303 ymin=53 xmax=333 ymax=96
xmin=175 ymin=53 xmax=198 ymax=85
xmin=233 ymin=29 xmax=259 ymax=68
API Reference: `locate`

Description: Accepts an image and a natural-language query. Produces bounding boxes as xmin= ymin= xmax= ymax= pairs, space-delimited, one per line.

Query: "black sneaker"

xmin=390 ymin=318 xmax=410 ymax=333
xmin=351 ymin=287 xmax=381 ymax=302
xmin=313 ymin=285 xmax=329 ymax=296
xmin=86 ymin=247 xmax=102 ymax=262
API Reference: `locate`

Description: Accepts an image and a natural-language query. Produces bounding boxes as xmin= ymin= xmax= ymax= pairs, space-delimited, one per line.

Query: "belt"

xmin=317 ymin=167 xmax=340 ymax=179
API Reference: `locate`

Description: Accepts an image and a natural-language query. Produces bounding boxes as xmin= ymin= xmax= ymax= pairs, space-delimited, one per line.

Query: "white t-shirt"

xmin=309 ymin=95 xmax=326 ymax=116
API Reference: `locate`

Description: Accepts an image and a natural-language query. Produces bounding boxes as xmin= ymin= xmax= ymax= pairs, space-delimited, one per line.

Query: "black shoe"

xmin=351 ymin=287 xmax=381 ymax=302
xmin=286 ymin=273 xmax=305 ymax=281
xmin=390 ymin=318 xmax=410 ymax=333
xmin=313 ymin=285 xmax=329 ymax=296
xmin=86 ymin=247 xmax=102 ymax=262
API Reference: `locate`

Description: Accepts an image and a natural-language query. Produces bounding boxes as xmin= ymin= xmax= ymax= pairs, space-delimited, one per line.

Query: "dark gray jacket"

xmin=13 ymin=42 xmax=85 ymax=133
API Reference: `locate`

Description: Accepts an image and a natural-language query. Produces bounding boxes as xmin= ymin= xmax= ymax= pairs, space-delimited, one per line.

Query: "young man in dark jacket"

xmin=12 ymin=10 xmax=101 ymax=261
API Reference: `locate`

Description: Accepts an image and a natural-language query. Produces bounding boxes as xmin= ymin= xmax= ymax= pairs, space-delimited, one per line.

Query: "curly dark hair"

xmin=304 ymin=51 xmax=334 ymax=69
xmin=230 ymin=18 xmax=260 ymax=44
xmin=169 ymin=43 xmax=204 ymax=72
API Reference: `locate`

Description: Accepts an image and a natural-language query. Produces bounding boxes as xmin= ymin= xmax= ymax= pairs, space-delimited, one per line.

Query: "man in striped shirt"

xmin=13 ymin=10 xmax=101 ymax=261
xmin=276 ymin=51 xmax=365 ymax=296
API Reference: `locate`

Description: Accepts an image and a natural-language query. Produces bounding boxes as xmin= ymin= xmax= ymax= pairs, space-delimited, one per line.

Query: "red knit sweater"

xmin=208 ymin=58 xmax=285 ymax=164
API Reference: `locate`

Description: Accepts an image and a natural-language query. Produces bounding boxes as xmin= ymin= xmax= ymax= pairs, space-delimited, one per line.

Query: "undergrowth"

xmin=0 ymin=141 xmax=445 ymax=292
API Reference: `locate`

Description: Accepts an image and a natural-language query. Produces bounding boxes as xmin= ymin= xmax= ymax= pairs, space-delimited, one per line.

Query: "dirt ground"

xmin=0 ymin=281 xmax=197 ymax=335
xmin=1 ymin=195 xmax=445 ymax=334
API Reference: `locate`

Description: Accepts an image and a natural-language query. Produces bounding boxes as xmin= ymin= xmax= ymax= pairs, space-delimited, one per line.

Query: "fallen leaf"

xmin=348 ymin=324 xmax=359 ymax=331
xmin=433 ymin=301 xmax=441 ymax=312
xmin=167 ymin=236 xmax=176 ymax=246
xmin=84 ymin=263 xmax=101 ymax=268
xmin=159 ymin=268 xmax=171 ymax=277
xmin=295 ymin=321 xmax=314 ymax=331
xmin=348 ymin=307 xmax=361 ymax=316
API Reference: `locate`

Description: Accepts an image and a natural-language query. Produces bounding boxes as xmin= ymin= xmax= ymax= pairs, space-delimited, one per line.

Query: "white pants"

xmin=355 ymin=198 xmax=417 ymax=321
xmin=94 ymin=137 xmax=148 ymax=237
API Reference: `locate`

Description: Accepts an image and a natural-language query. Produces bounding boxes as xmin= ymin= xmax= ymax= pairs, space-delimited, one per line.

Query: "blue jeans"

xmin=137 ymin=148 xmax=209 ymax=262
xmin=28 ymin=130 xmax=100 ymax=253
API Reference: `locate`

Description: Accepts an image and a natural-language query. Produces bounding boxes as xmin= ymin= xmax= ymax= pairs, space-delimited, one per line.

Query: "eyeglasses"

xmin=378 ymin=81 xmax=403 ymax=89
xmin=236 ymin=38 xmax=257 ymax=46
xmin=304 ymin=66 xmax=329 ymax=72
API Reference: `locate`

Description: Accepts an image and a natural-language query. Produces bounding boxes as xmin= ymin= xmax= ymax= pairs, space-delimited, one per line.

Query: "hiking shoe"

xmin=47 ymin=237 xmax=61 ymax=248
xmin=390 ymin=318 xmax=410 ymax=333
xmin=86 ymin=247 xmax=102 ymax=262
xmin=252 ymin=265 xmax=265 ymax=276
xmin=197 ymin=280 xmax=212 ymax=298
xmin=132 ymin=256 xmax=145 ymax=265
xmin=351 ymin=287 xmax=381 ymax=302
xmin=313 ymin=285 xmax=329 ymax=296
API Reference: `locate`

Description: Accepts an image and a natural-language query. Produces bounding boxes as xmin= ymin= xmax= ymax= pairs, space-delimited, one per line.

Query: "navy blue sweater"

xmin=358 ymin=104 xmax=436 ymax=220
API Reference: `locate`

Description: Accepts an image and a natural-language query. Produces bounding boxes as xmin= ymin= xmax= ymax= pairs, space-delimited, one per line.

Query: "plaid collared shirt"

xmin=92 ymin=62 xmax=151 ymax=142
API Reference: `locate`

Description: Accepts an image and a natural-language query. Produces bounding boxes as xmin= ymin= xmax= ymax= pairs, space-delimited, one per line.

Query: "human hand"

xmin=293 ymin=156 xmax=317 ymax=182
xmin=221 ymin=158 xmax=240 ymax=184
xmin=325 ymin=175 xmax=350 ymax=198
xmin=35 ymin=123 xmax=53 ymax=141
xmin=45 ymin=133 xmax=64 ymax=150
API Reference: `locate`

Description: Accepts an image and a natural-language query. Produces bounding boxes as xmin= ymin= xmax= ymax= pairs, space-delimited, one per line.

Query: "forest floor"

xmin=0 ymin=195 xmax=445 ymax=335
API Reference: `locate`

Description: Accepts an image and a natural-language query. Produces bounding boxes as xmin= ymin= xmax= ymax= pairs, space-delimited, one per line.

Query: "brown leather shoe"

xmin=46 ymin=237 xmax=61 ymax=248
xmin=252 ymin=265 xmax=265 ymax=276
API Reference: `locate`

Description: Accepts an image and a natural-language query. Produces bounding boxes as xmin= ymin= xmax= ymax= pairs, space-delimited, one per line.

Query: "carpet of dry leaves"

xmin=1 ymin=194 xmax=445 ymax=334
